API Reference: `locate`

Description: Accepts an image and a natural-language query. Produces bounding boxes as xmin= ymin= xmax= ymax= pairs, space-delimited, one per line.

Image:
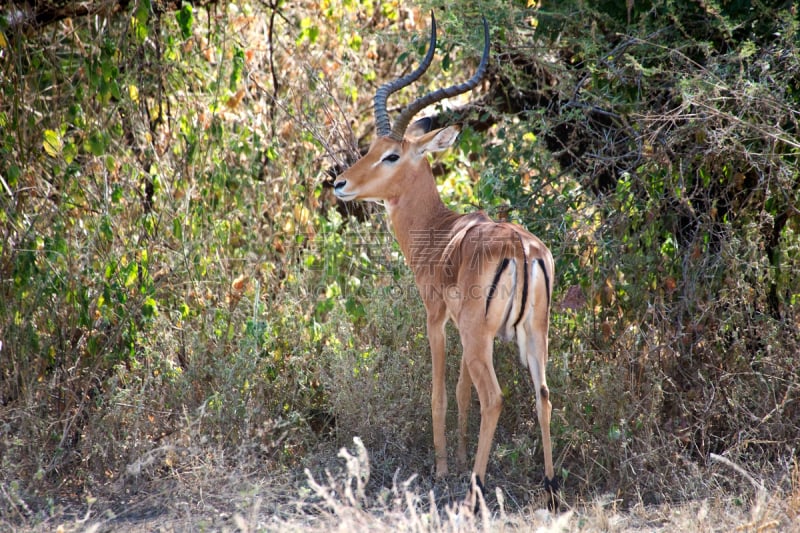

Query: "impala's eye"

xmin=382 ymin=153 xmax=400 ymax=163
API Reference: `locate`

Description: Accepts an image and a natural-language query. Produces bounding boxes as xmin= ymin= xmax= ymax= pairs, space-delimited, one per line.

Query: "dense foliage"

xmin=1 ymin=0 xmax=798 ymax=528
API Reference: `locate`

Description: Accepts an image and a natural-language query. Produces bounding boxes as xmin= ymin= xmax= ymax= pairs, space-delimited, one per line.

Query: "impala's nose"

xmin=333 ymin=180 xmax=349 ymax=199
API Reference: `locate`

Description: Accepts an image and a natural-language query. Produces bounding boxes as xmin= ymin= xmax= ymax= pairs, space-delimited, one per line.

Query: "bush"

xmin=1 ymin=0 xmax=798 ymax=529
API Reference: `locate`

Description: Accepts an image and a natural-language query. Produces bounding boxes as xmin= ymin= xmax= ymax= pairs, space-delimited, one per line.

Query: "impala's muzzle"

xmin=333 ymin=180 xmax=353 ymax=200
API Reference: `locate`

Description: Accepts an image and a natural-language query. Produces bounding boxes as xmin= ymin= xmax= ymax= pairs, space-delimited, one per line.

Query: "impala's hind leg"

xmin=456 ymin=356 xmax=473 ymax=471
xmin=519 ymin=320 xmax=559 ymax=510
xmin=461 ymin=330 xmax=501 ymax=487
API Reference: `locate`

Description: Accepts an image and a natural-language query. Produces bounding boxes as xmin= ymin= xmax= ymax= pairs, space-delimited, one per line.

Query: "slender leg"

xmin=456 ymin=356 xmax=473 ymax=470
xmin=525 ymin=332 xmax=553 ymax=478
xmin=526 ymin=324 xmax=558 ymax=508
xmin=427 ymin=313 xmax=448 ymax=477
xmin=462 ymin=332 xmax=501 ymax=484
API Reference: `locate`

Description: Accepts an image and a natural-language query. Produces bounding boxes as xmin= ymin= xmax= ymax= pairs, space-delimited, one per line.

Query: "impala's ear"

xmin=417 ymin=125 xmax=461 ymax=155
xmin=407 ymin=117 xmax=434 ymax=138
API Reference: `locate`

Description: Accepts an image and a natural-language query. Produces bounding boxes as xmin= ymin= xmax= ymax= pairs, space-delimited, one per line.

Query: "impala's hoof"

xmin=468 ymin=474 xmax=486 ymax=515
xmin=544 ymin=475 xmax=560 ymax=511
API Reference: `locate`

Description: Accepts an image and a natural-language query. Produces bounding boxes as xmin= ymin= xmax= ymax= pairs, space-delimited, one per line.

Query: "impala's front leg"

xmin=427 ymin=311 xmax=448 ymax=477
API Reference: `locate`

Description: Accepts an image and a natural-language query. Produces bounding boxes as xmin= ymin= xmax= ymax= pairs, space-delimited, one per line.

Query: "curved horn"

xmin=388 ymin=17 xmax=490 ymax=141
xmin=374 ymin=12 xmax=438 ymax=137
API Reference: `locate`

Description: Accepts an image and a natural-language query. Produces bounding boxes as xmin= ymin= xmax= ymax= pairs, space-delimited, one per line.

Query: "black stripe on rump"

xmin=513 ymin=242 xmax=529 ymax=328
xmin=485 ymin=258 xmax=510 ymax=317
xmin=536 ymin=257 xmax=551 ymax=309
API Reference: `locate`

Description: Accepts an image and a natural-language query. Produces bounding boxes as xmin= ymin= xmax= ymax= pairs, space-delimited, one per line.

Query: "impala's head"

xmin=333 ymin=12 xmax=489 ymax=203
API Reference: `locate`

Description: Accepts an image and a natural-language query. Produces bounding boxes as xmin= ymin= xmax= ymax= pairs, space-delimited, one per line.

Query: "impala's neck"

xmin=384 ymin=169 xmax=461 ymax=275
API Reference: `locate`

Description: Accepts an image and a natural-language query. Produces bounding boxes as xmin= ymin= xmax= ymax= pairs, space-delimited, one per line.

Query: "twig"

xmin=709 ymin=453 xmax=766 ymax=494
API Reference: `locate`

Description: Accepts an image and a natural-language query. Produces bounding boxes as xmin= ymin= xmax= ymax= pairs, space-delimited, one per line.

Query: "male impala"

xmin=333 ymin=13 xmax=559 ymax=509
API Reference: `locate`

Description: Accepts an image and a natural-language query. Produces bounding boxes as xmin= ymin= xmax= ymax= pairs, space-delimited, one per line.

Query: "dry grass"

xmin=9 ymin=437 xmax=796 ymax=532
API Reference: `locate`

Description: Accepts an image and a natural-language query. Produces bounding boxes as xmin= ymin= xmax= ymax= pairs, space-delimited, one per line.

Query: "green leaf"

xmin=176 ymin=4 xmax=194 ymax=40
xmin=442 ymin=51 xmax=451 ymax=71
xmin=297 ymin=17 xmax=319 ymax=44
xmin=347 ymin=33 xmax=362 ymax=51
xmin=135 ymin=0 xmax=149 ymax=24
xmin=7 ymin=165 xmax=20 ymax=187
xmin=142 ymin=296 xmax=158 ymax=318
xmin=100 ymin=215 xmax=114 ymax=241
xmin=63 ymin=141 xmax=77 ymax=163
xmin=124 ymin=263 xmax=138 ymax=288
xmin=230 ymin=47 xmax=245 ymax=90
xmin=345 ymin=297 xmax=365 ymax=320
xmin=87 ymin=131 xmax=107 ymax=156
xmin=43 ymin=129 xmax=62 ymax=157
xmin=172 ymin=217 xmax=183 ymax=240
xmin=133 ymin=2 xmax=149 ymax=43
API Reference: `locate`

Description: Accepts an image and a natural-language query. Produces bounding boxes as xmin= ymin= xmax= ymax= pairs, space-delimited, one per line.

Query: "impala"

xmin=333 ymin=13 xmax=558 ymax=509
